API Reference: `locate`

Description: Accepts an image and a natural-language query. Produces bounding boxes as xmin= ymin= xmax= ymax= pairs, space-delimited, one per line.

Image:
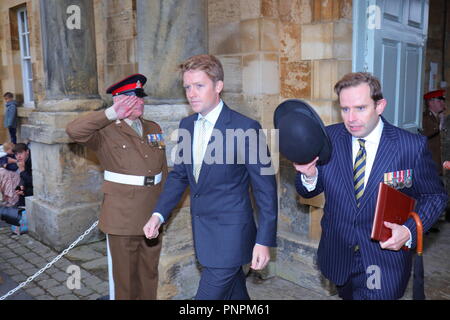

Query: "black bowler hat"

xmin=106 ymin=73 xmax=148 ymax=97
xmin=274 ymin=99 xmax=332 ymax=165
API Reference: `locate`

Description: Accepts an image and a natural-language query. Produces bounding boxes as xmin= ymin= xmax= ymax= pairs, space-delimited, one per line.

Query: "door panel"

xmin=407 ymin=0 xmax=425 ymax=28
xmin=380 ymin=39 xmax=401 ymax=124
xmin=384 ymin=0 xmax=403 ymax=22
xmin=353 ymin=0 xmax=429 ymax=132
xmin=403 ymin=44 xmax=422 ymax=128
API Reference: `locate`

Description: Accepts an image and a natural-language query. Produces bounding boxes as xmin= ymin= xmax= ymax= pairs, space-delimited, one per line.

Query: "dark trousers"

xmin=8 ymin=127 xmax=16 ymax=144
xmin=108 ymin=234 xmax=162 ymax=300
xmin=336 ymin=250 xmax=372 ymax=300
xmin=195 ymin=266 xmax=250 ymax=300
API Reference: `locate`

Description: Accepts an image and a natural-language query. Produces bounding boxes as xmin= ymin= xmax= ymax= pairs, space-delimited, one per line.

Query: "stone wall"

xmin=93 ymin=0 xmax=137 ymax=103
xmin=206 ymin=0 xmax=352 ymax=295
xmin=0 ymin=0 xmax=40 ymax=143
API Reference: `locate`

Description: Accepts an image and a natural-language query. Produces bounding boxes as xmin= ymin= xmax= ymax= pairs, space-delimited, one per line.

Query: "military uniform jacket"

xmin=421 ymin=110 xmax=442 ymax=174
xmin=66 ymin=110 xmax=168 ymax=235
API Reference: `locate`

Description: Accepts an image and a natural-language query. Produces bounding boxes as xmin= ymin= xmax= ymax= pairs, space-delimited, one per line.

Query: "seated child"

xmin=0 ymin=142 xmax=20 ymax=206
xmin=0 ymin=142 xmax=18 ymax=171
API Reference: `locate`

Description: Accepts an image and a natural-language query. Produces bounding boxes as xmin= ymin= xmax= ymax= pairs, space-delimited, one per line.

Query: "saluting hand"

xmin=113 ymin=95 xmax=140 ymax=120
xmin=143 ymin=215 xmax=162 ymax=239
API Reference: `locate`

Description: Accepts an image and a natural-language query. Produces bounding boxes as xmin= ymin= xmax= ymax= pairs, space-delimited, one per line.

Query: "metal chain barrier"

xmin=0 ymin=220 xmax=99 ymax=300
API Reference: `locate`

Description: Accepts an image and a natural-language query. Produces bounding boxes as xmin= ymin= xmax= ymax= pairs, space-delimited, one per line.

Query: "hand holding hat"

xmin=293 ymin=156 xmax=319 ymax=177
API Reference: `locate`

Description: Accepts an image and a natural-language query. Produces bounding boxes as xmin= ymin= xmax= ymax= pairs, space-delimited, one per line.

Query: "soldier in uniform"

xmin=66 ymin=74 xmax=168 ymax=300
xmin=421 ymin=90 xmax=448 ymax=228
xmin=421 ymin=89 xmax=446 ymax=175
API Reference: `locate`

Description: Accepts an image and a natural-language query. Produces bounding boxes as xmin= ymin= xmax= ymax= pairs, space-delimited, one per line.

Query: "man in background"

xmin=3 ymin=92 xmax=18 ymax=144
xmin=13 ymin=143 xmax=32 ymax=207
xmin=421 ymin=89 xmax=446 ymax=175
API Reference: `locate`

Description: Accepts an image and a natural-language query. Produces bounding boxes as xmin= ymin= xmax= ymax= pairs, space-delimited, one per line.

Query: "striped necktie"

xmin=131 ymin=120 xmax=142 ymax=136
xmin=193 ymin=118 xmax=207 ymax=182
xmin=354 ymin=139 xmax=366 ymax=207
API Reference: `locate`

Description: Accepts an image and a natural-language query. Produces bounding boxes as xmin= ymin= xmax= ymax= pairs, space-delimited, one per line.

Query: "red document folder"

xmin=371 ymin=183 xmax=416 ymax=242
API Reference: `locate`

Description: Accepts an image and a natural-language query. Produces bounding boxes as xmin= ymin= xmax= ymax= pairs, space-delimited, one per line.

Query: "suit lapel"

xmin=184 ymin=116 xmax=196 ymax=185
xmin=336 ymin=128 xmax=358 ymax=210
xmin=358 ymin=119 xmax=397 ymax=211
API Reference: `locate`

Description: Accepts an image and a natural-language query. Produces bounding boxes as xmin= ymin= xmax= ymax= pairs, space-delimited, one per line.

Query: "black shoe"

xmin=429 ymin=227 xmax=440 ymax=233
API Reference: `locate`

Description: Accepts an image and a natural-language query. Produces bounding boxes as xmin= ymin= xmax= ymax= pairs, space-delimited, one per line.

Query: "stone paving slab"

xmin=0 ymin=270 xmax=34 ymax=300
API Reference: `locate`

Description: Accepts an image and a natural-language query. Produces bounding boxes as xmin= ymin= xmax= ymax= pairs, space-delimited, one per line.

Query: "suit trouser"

xmin=107 ymin=234 xmax=162 ymax=300
xmin=336 ymin=250 xmax=374 ymax=300
xmin=195 ymin=266 xmax=250 ymax=300
xmin=8 ymin=127 xmax=16 ymax=144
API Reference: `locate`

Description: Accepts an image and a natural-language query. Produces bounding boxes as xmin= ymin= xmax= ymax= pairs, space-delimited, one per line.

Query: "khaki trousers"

xmin=107 ymin=234 xmax=162 ymax=300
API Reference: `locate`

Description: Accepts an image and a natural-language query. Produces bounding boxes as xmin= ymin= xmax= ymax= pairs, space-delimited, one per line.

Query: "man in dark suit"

xmin=295 ymin=72 xmax=447 ymax=300
xmin=143 ymin=54 xmax=277 ymax=300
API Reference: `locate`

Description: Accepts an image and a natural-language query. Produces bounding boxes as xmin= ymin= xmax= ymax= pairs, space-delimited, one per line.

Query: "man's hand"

xmin=293 ymin=156 xmax=319 ymax=178
xmin=251 ymin=245 xmax=270 ymax=270
xmin=379 ymin=222 xmax=410 ymax=251
xmin=15 ymin=185 xmax=24 ymax=196
xmin=143 ymin=215 xmax=162 ymax=239
xmin=112 ymin=95 xmax=141 ymax=120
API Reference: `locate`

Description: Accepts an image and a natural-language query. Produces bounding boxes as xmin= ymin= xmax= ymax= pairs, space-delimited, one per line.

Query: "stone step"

xmin=65 ymin=246 xmax=104 ymax=263
xmin=81 ymin=257 xmax=108 ymax=272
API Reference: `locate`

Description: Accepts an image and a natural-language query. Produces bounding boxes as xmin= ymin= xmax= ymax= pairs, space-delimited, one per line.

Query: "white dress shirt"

xmin=351 ymin=117 xmax=384 ymax=189
xmin=192 ymin=100 xmax=224 ymax=171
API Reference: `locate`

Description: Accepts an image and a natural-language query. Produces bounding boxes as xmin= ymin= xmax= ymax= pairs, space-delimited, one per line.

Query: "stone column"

xmin=136 ymin=0 xmax=207 ymax=103
xmin=22 ymin=0 xmax=105 ymax=251
xmin=136 ymin=0 xmax=208 ymax=299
